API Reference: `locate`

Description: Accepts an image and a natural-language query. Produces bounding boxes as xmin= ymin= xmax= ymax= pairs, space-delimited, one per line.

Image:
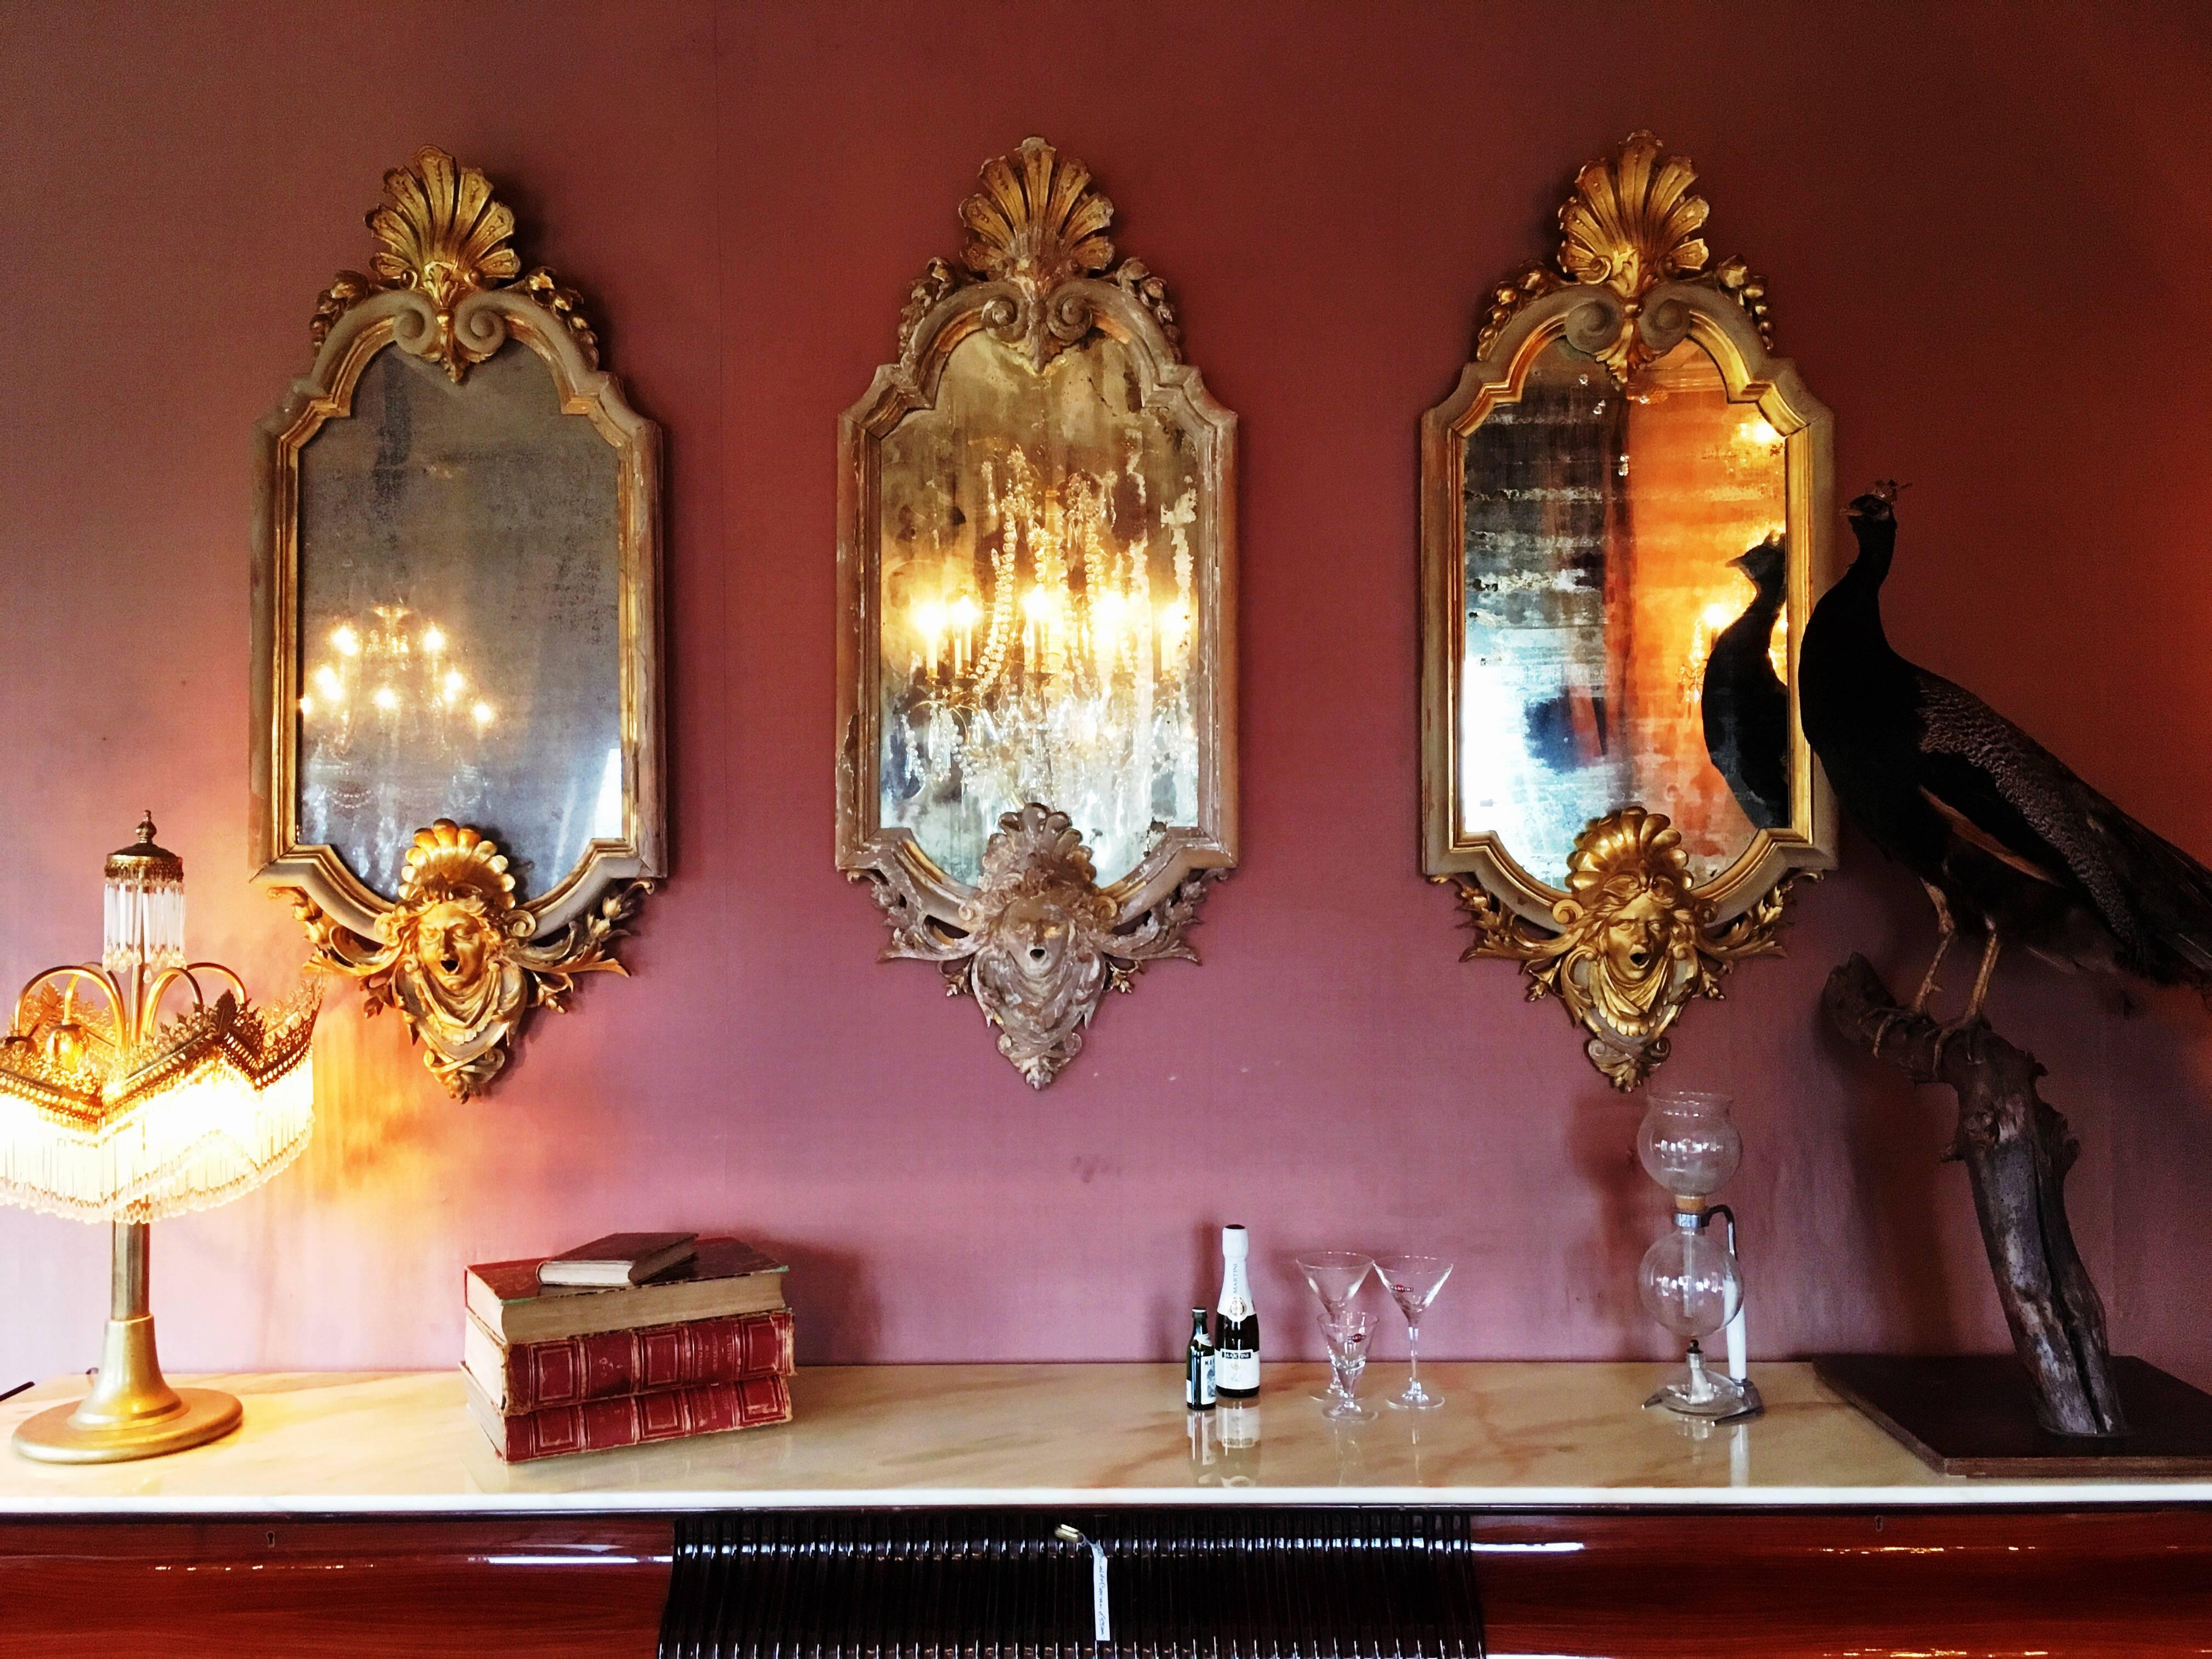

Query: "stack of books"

xmin=462 ymin=1232 xmax=793 ymax=1462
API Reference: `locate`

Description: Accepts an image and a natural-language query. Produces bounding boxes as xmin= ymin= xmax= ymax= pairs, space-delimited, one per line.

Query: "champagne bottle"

xmin=1184 ymin=1307 xmax=1217 ymax=1410
xmin=1214 ymin=1224 xmax=1260 ymax=1399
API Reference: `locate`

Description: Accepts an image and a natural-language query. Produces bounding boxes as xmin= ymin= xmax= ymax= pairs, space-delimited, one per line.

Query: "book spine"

xmin=496 ymin=1374 xmax=792 ymax=1462
xmin=505 ymin=1308 xmax=794 ymax=1412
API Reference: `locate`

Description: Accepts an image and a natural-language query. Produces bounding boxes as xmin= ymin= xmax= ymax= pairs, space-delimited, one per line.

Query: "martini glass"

xmin=1373 ymin=1252 xmax=1454 ymax=1410
xmin=1295 ymin=1252 xmax=1375 ymax=1402
xmin=1319 ymin=1310 xmax=1379 ymax=1421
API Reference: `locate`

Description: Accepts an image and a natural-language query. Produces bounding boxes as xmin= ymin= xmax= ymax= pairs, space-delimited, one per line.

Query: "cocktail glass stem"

xmin=1406 ymin=1322 xmax=1422 ymax=1401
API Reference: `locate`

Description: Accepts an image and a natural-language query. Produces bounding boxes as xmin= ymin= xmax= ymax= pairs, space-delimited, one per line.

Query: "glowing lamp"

xmin=1 ymin=814 xmax=317 ymax=1463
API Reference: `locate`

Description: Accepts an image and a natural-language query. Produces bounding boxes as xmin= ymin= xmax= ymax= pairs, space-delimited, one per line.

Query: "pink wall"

xmin=4 ymin=2 xmax=2210 ymax=1389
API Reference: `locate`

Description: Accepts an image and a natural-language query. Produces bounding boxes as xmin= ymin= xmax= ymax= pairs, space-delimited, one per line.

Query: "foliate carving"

xmin=307 ymin=146 xmax=596 ymax=381
xmin=1473 ymin=131 xmax=1776 ymax=374
xmin=1710 ymin=256 xmax=1774 ymax=349
xmin=897 ymin=257 xmax=962 ymax=360
xmin=1449 ymin=809 xmax=1802 ymax=1090
xmin=282 ymin=821 xmax=648 ymax=1100
xmin=1110 ymin=259 xmax=1182 ymax=358
xmin=515 ymin=268 xmax=601 ymax=369
xmin=896 ymin=137 xmax=1181 ymax=370
xmin=863 ymin=804 xmax=1216 ymax=1088
xmin=1474 ymin=262 xmax=1565 ymax=362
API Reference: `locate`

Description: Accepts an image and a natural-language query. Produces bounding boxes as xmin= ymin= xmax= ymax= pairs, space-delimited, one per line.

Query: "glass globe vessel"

xmin=1634 ymin=1091 xmax=1759 ymax=1420
xmin=1636 ymin=1090 xmax=1742 ymax=1199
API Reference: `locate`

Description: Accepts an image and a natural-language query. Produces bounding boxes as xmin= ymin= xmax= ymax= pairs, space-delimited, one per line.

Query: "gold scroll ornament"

xmin=259 ymin=145 xmax=664 ymax=1098
xmin=1475 ymin=129 xmax=1772 ymax=378
xmin=838 ymin=136 xmax=1237 ymax=1088
xmin=309 ymin=145 xmax=596 ymax=382
xmin=1445 ymin=809 xmax=1799 ymax=1090
xmin=871 ymin=805 xmax=1214 ymax=1088
xmin=288 ymin=822 xmax=647 ymax=1101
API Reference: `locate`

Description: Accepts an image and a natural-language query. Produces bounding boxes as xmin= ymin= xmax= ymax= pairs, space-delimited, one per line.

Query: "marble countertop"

xmin=2 ymin=1362 xmax=2208 ymax=1514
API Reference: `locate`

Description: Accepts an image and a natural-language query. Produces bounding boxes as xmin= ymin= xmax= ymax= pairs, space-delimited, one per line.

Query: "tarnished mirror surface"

xmin=839 ymin=137 xmax=1236 ymax=1089
xmin=877 ymin=328 xmax=1204 ymax=887
xmin=1460 ymin=334 xmax=1790 ymax=889
xmin=1421 ymin=132 xmax=1833 ymax=1090
xmin=297 ymin=340 xmax=624 ymax=901
xmin=253 ymin=148 xmax=663 ymax=1099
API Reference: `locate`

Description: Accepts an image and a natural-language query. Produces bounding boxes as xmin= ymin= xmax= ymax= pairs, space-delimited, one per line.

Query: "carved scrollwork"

xmin=861 ymin=804 xmax=1217 ymax=1088
xmin=1472 ymin=131 xmax=1776 ymax=375
xmin=1447 ymin=809 xmax=1804 ymax=1090
xmin=892 ymin=137 xmax=1182 ymax=371
xmin=280 ymin=821 xmax=649 ymax=1100
xmin=306 ymin=146 xmax=596 ymax=382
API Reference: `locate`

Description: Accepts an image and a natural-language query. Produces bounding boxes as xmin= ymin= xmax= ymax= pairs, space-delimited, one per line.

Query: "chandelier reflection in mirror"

xmin=841 ymin=138 xmax=1237 ymax=1087
xmin=882 ymin=413 xmax=1201 ymax=887
xmin=253 ymin=148 xmax=664 ymax=1098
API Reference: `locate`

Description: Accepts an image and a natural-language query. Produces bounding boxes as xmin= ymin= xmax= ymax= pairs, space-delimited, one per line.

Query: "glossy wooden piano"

xmin=3 ymin=1363 xmax=2207 ymax=1656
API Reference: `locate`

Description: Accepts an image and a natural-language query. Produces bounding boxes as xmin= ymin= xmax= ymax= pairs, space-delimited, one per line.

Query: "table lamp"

xmin=1 ymin=814 xmax=318 ymax=1463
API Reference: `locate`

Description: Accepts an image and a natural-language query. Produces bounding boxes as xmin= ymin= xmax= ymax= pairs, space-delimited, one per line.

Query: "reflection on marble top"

xmin=2 ymin=1363 xmax=2207 ymax=1514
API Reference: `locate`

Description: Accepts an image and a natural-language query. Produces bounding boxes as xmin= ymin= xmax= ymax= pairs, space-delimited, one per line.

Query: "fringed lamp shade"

xmin=0 ymin=978 xmax=317 ymax=1222
xmin=4 ymin=814 xmax=320 ymax=1464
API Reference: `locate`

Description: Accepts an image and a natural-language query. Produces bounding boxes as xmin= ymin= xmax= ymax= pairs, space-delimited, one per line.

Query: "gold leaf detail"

xmin=1111 ymin=259 xmax=1182 ymax=362
xmin=368 ymin=146 xmax=521 ymax=314
xmin=957 ymin=137 xmax=1118 ymax=370
xmin=515 ymin=267 xmax=600 ymax=369
xmin=1558 ymin=130 xmax=1709 ymax=298
xmin=1474 ymin=261 xmax=1565 ymax=363
xmin=1469 ymin=133 xmax=1779 ymax=374
xmin=309 ymin=148 xmax=549 ymax=381
xmin=898 ymin=257 xmax=963 ymax=362
xmin=311 ymin=271 xmax=380 ymax=349
xmin=1449 ymin=808 xmax=1801 ymax=1090
xmin=961 ymin=136 xmax=1115 ymax=292
xmin=285 ymin=821 xmax=645 ymax=1101
xmin=1712 ymin=256 xmax=1775 ymax=349
xmin=867 ymin=803 xmax=1211 ymax=1087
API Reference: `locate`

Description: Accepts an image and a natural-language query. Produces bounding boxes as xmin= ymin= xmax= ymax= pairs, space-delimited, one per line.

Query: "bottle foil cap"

xmin=1221 ymin=1224 xmax=1248 ymax=1257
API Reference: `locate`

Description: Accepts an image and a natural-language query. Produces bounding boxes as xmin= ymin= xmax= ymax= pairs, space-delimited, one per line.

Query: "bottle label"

xmin=1217 ymin=1347 xmax=1259 ymax=1392
xmin=1201 ymin=1352 xmax=1216 ymax=1406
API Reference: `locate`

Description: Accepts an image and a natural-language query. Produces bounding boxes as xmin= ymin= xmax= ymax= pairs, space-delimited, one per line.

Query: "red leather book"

xmin=465 ymin=1307 xmax=794 ymax=1412
xmin=464 ymin=1372 xmax=792 ymax=1462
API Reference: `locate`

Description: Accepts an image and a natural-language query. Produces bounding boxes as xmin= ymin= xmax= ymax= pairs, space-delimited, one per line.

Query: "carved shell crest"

xmin=896 ymin=138 xmax=1182 ymax=368
xmin=309 ymin=146 xmax=599 ymax=379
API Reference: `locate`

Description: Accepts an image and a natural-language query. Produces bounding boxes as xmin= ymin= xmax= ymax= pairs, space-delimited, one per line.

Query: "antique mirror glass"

xmin=839 ymin=138 xmax=1236 ymax=1088
xmin=253 ymin=148 xmax=664 ymax=1099
xmin=1421 ymin=133 xmax=1834 ymax=1088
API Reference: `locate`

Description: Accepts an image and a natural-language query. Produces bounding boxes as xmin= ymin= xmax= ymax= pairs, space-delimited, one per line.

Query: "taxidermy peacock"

xmin=1701 ymin=535 xmax=1791 ymax=830
xmin=1800 ymin=482 xmax=2212 ymax=1021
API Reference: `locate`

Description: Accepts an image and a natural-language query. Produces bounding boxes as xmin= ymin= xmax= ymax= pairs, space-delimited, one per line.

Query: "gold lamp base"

xmin=11 ymin=1225 xmax=244 ymax=1464
xmin=13 ymin=1386 xmax=242 ymax=1464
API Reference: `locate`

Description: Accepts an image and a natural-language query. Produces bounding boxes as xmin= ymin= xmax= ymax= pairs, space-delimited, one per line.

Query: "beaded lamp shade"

xmin=3 ymin=814 xmax=319 ymax=1463
xmin=0 ymin=816 xmax=317 ymax=1221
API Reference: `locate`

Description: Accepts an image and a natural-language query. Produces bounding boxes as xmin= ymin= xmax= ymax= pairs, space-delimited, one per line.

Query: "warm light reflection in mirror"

xmin=298 ymin=604 xmax=494 ymax=741
xmin=879 ymin=332 xmax=1203 ymax=885
xmin=1460 ymin=337 xmax=1793 ymax=884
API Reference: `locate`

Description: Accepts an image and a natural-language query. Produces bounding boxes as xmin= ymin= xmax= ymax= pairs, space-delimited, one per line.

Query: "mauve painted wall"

xmin=3 ymin=2 xmax=2210 ymax=1389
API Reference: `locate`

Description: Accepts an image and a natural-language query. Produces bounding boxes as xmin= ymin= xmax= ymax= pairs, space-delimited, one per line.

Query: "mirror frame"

xmin=1419 ymin=132 xmax=1836 ymax=1087
xmin=837 ymin=137 xmax=1238 ymax=1088
xmin=250 ymin=148 xmax=665 ymax=1098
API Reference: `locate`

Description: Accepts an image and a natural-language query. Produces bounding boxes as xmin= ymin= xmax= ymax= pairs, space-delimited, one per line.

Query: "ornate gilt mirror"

xmin=838 ymin=137 xmax=1237 ymax=1088
xmin=1421 ymin=133 xmax=1835 ymax=1088
xmin=251 ymin=148 xmax=664 ymax=1098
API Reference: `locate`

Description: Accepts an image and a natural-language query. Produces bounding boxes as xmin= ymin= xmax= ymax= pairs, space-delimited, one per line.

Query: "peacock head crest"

xmin=1846 ymin=479 xmax=1907 ymax=524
